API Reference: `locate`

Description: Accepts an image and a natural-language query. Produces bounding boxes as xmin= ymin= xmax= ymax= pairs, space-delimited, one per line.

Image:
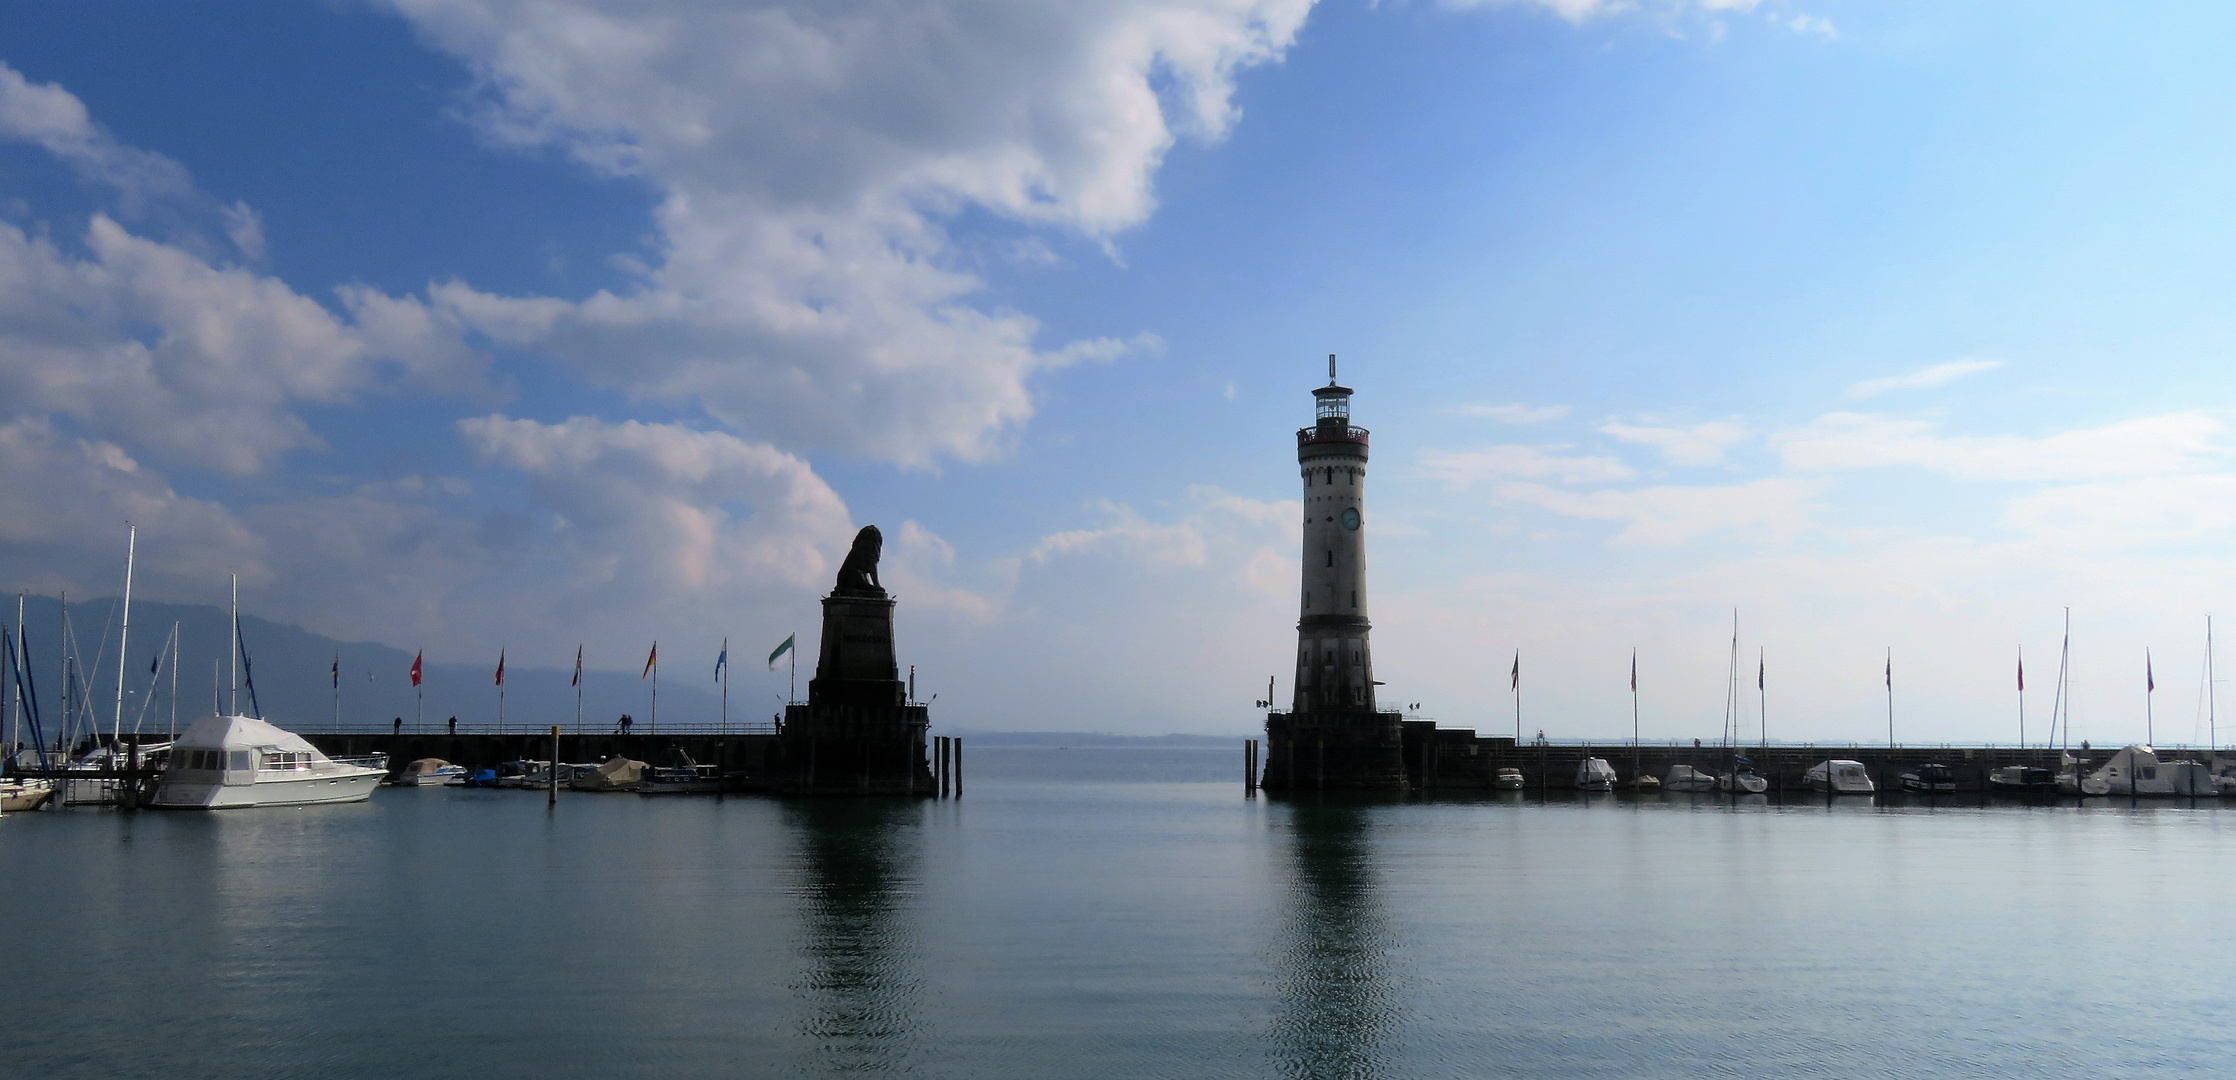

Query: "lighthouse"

xmin=1263 ymin=356 xmax=1404 ymax=791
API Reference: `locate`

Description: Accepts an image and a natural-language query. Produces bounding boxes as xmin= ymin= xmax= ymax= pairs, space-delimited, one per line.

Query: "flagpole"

xmin=1512 ymin=650 xmax=1521 ymax=745
xmin=2146 ymin=648 xmax=2155 ymax=747
xmin=1630 ymin=648 xmax=1639 ymax=781
xmin=497 ymin=650 xmax=506 ymax=735
xmin=574 ymin=646 xmax=584 ymax=737
xmin=1885 ymin=647 xmax=1894 ymax=750
xmin=2017 ymin=646 xmax=2025 ymax=749
xmin=720 ymin=637 xmax=729 ymax=735
xmin=169 ymin=622 xmax=179 ymax=739
xmin=1757 ymin=648 xmax=1766 ymax=749
xmin=333 ymin=653 xmax=341 ymax=730
xmin=651 ymin=644 xmax=659 ymax=735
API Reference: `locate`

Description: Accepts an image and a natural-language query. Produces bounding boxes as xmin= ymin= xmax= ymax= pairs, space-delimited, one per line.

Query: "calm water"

xmin=8 ymin=746 xmax=2236 ymax=1078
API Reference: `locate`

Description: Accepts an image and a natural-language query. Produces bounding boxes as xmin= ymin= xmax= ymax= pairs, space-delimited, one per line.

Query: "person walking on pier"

xmin=448 ymin=716 xmax=458 ymax=735
xmin=393 ymin=717 xmax=402 ymax=735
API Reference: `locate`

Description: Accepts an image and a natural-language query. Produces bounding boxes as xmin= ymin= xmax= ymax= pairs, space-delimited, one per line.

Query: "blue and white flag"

xmin=715 ymin=639 xmax=729 ymax=681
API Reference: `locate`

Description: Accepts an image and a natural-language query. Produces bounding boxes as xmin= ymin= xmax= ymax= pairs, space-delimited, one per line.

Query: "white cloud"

xmin=1490 ymin=477 xmax=1820 ymax=546
xmin=0 ymin=61 xmax=194 ymax=207
xmin=460 ymin=414 xmax=855 ymax=595
xmin=0 ymin=215 xmax=482 ymax=474
xmin=1422 ymin=445 xmax=1635 ymax=487
xmin=381 ymin=0 xmax=1312 ymax=466
xmin=1600 ymin=419 xmax=1746 ymax=466
xmin=1775 ymin=411 xmax=2229 ymax=482
xmin=0 ymin=419 xmax=262 ymax=597
xmin=1452 ymin=402 xmax=1570 ymax=424
xmin=1844 ymin=358 xmax=2001 ymax=400
xmin=1436 ymin=0 xmax=1829 ymax=32
xmin=221 ymin=200 xmax=267 ymax=260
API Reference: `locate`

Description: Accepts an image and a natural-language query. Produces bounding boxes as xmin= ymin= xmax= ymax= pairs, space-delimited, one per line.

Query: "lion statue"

xmin=833 ymin=524 xmax=884 ymax=595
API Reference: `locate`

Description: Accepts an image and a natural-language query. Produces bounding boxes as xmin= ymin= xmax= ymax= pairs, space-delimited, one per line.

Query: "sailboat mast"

xmin=113 ymin=524 xmax=135 ymax=743
xmin=229 ymin=573 xmax=239 ymax=716
xmin=169 ymin=622 xmax=179 ymax=738
xmin=2208 ymin=615 xmax=2217 ymax=754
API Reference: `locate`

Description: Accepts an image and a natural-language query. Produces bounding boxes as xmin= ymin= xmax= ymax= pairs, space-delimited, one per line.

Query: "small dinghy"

xmin=1574 ymin=757 xmax=1617 ymax=791
xmin=1899 ymin=763 xmax=1957 ymax=794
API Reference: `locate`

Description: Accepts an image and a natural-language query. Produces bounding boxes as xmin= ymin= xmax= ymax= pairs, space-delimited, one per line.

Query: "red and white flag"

xmin=410 ymin=651 xmax=423 ymax=687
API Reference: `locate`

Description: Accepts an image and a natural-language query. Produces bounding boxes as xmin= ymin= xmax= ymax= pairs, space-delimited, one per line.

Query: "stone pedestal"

xmin=1261 ymin=708 xmax=1405 ymax=792
xmin=774 ymin=589 xmax=933 ymax=796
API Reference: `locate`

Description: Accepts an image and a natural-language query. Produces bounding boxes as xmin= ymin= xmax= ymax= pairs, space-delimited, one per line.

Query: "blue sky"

xmin=4 ymin=0 xmax=2236 ymax=744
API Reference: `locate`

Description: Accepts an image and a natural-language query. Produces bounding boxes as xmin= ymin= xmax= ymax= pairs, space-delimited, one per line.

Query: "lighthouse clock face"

xmin=1341 ymin=507 xmax=1360 ymax=531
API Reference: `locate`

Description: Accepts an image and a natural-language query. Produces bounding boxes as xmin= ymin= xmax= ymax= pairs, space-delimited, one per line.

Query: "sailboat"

xmin=1713 ymin=612 xmax=1766 ymax=794
xmin=150 ymin=582 xmax=385 ymax=809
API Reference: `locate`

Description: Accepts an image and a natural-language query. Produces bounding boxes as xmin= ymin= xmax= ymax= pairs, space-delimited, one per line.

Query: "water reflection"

xmin=783 ymin=800 xmax=926 ymax=1076
xmin=1269 ymin=800 xmax=1397 ymax=1080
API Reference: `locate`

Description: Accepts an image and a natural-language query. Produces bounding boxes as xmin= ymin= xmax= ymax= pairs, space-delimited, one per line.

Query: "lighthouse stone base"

xmin=1261 ymin=708 xmax=1406 ymax=791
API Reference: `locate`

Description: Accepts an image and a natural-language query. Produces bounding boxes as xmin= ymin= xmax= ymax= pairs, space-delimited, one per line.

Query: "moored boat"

xmin=1 ymin=778 xmax=56 ymax=812
xmin=2068 ymin=745 xmax=2215 ymax=797
xmin=1804 ymin=759 xmax=1876 ymax=794
xmin=1716 ymin=755 xmax=1768 ymax=794
xmin=1899 ymin=763 xmax=1957 ymax=794
xmin=1574 ymin=757 xmax=1617 ymax=791
xmin=571 ymin=756 xmax=646 ymax=792
xmin=1987 ymin=765 xmax=2057 ymax=795
xmin=391 ymin=758 xmax=466 ymax=786
xmin=1663 ymin=763 xmax=1717 ymax=793
xmin=151 ymin=714 xmax=385 ymax=810
xmin=1494 ymin=767 xmax=1525 ymax=790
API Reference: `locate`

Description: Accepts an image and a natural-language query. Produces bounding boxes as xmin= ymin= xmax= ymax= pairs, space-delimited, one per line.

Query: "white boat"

xmin=1716 ymin=755 xmax=1769 ymax=793
xmin=2 ymin=777 xmax=56 ymax=812
xmin=1663 ymin=764 xmax=1717 ymax=793
xmin=1804 ymin=759 xmax=1876 ymax=794
xmin=2055 ymin=752 xmax=2113 ymax=796
xmin=1494 ymin=767 xmax=1525 ymax=790
xmin=151 ymin=714 xmax=385 ymax=810
xmin=1716 ymin=770 xmax=1768 ymax=794
xmin=391 ymin=758 xmax=466 ymax=786
xmin=1574 ymin=757 xmax=1617 ymax=791
xmin=2067 ymin=745 xmax=2216 ymax=797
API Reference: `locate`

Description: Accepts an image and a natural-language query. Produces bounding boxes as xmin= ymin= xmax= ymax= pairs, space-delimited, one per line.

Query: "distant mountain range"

xmin=1 ymin=594 xmax=725 ymax=741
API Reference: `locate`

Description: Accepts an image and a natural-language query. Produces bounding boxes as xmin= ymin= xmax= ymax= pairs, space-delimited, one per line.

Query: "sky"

xmin=4 ymin=0 xmax=2236 ymax=745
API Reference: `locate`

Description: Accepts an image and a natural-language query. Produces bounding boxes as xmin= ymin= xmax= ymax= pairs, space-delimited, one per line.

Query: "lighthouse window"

xmin=1350 ymin=590 xmax=1357 ymax=608
xmin=1326 ymin=550 xmax=1333 ymax=567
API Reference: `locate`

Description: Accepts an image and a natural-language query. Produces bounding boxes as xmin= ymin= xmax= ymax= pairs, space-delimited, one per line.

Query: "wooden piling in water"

xmin=954 ymin=738 xmax=962 ymax=798
xmin=549 ymin=725 xmax=560 ymax=806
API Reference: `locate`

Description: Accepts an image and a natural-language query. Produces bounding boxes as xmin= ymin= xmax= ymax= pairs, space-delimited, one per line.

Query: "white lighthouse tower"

xmin=1264 ymin=355 xmax=1403 ymax=790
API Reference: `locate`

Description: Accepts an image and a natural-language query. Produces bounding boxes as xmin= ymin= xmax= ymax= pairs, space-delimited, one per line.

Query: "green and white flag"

xmin=768 ymin=633 xmax=796 ymax=670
